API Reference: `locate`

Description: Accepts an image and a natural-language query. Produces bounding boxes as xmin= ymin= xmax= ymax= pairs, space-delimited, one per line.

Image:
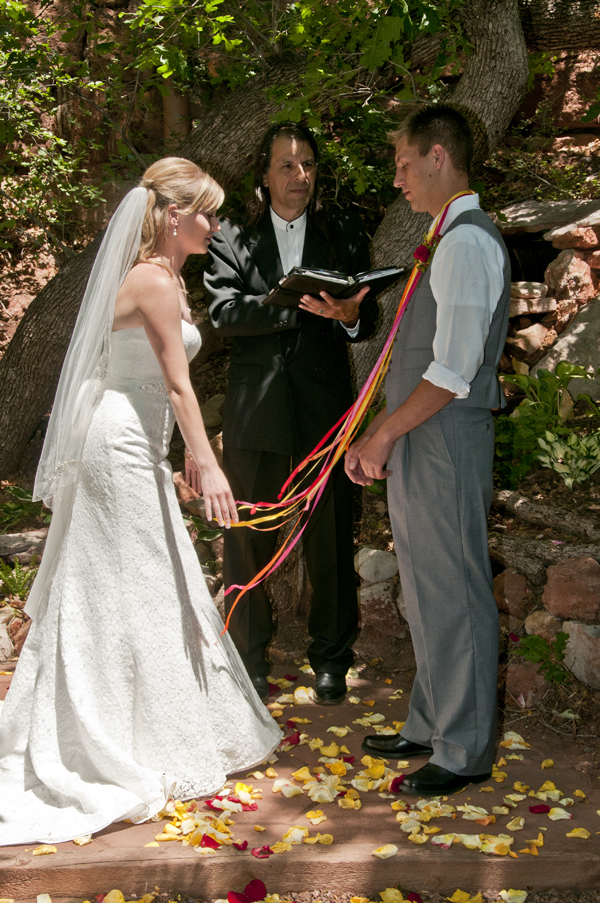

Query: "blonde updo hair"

xmin=138 ymin=157 xmax=224 ymax=261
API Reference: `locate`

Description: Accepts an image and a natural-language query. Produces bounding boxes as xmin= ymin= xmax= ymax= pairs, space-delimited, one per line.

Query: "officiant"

xmin=200 ymin=121 xmax=379 ymax=705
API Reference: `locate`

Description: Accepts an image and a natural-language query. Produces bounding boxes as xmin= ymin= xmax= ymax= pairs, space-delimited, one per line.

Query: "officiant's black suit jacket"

xmin=205 ymin=209 xmax=379 ymax=457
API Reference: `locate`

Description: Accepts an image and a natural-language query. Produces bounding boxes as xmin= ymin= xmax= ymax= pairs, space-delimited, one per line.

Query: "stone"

xmin=493 ymin=199 xmax=600 ymax=235
xmin=509 ymin=296 xmax=556 ymax=318
xmin=545 ymin=225 xmax=600 ymax=251
xmin=213 ymin=586 xmax=225 ymax=621
xmin=0 ymin=529 xmax=48 ymax=565
xmin=510 ymin=281 xmax=548 ymax=300
xmin=505 ymin=661 xmax=548 ymax=707
xmin=11 ymin=618 xmax=31 ymax=656
xmin=396 ymin=584 xmax=407 ymax=622
xmin=544 ymin=250 xmax=596 ymax=303
xmin=542 ymin=556 xmax=600 ymax=622
xmin=354 ymin=547 xmax=399 ymax=584
xmin=584 ymin=250 xmax=600 ymax=270
xmin=173 ymin=471 xmax=199 ymax=505
xmin=524 ymin=609 xmax=562 ymax=642
xmin=358 ymin=581 xmax=404 ymax=639
xmin=493 ymin=568 xmax=529 ymax=620
xmin=536 ymin=296 xmax=600 ymax=401
xmin=0 ymin=608 xmax=14 ymax=659
xmin=563 ymin=621 xmax=600 ymax=689
xmin=505 ymin=322 xmax=549 ymax=355
xmin=201 ymin=394 xmax=225 ymax=428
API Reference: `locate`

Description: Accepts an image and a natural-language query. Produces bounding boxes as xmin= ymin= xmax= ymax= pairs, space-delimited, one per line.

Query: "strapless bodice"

xmin=107 ymin=321 xmax=201 ymax=382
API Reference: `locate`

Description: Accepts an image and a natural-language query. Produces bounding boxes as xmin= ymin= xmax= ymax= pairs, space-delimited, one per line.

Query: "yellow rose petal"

xmin=541 ymin=759 xmax=554 ymax=770
xmin=447 ymin=891 xmax=471 ymax=903
xmin=317 ymin=833 xmax=334 ymax=844
xmin=372 ymin=843 xmax=398 ymax=859
xmin=566 ymin=828 xmax=591 ymax=839
xmin=104 ymin=893 xmax=126 ymax=903
xmin=271 ymin=841 xmax=292 ymax=853
xmin=574 ymin=789 xmax=586 ymax=799
xmin=144 ymin=841 xmax=160 ymax=847
xmin=254 ymin=825 xmax=266 ymax=832
xmin=499 ymin=892 xmax=528 ymax=903
xmin=73 ymin=834 xmax=93 ymax=846
xmin=379 ymin=890 xmax=404 ymax=903
xmin=32 ymin=845 xmax=57 ymax=856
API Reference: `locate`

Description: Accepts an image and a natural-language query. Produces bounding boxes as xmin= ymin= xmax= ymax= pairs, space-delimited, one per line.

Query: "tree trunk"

xmin=493 ymin=489 xmax=600 ymax=542
xmin=488 ymin=532 xmax=600 ymax=589
xmin=350 ymin=0 xmax=529 ymax=386
xmin=518 ymin=0 xmax=600 ymax=51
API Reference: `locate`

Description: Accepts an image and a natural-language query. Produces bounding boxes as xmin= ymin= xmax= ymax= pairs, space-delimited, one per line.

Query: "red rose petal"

xmin=286 ymin=719 xmax=298 ymax=730
xmin=529 ymin=804 xmax=551 ymax=813
xmin=389 ymin=775 xmax=405 ymax=792
xmin=279 ymin=730 xmax=301 ymax=748
xmin=244 ymin=879 xmax=268 ymax=902
xmin=228 ymin=894 xmax=249 ymax=903
xmin=200 ymin=833 xmax=221 ymax=848
xmin=268 ymin=682 xmax=280 ymax=696
xmin=233 ymin=840 xmax=249 ymax=851
xmin=342 ymin=756 xmax=355 ymax=764
xmin=241 ymin=802 xmax=259 ymax=811
xmin=406 ymin=894 xmax=423 ymax=903
xmin=284 ymin=674 xmax=298 ymax=681
xmin=96 ymin=897 xmax=105 ymax=903
xmin=204 ymin=799 xmax=220 ymax=811
xmin=509 ymin=632 xmax=519 ymax=642
xmin=251 ymin=844 xmax=272 ymax=859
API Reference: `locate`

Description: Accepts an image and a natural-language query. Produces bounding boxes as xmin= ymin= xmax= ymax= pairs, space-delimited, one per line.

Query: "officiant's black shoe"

xmin=314 ymin=672 xmax=347 ymax=705
xmin=361 ymin=734 xmax=433 ymax=759
xmin=400 ymin=763 xmax=491 ymax=796
xmin=250 ymin=675 xmax=269 ymax=704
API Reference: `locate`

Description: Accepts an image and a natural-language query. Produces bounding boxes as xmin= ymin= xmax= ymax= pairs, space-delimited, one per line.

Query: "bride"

xmin=0 ymin=158 xmax=281 ymax=846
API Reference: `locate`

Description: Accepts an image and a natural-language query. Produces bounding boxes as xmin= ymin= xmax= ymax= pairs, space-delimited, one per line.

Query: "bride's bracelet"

xmin=184 ymin=450 xmax=194 ymax=461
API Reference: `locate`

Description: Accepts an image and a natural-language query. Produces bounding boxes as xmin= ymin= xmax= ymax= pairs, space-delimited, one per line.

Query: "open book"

xmin=262 ymin=265 xmax=405 ymax=308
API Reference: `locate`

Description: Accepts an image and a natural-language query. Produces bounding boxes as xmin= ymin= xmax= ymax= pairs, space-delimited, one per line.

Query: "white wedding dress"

xmin=0 ymin=321 xmax=281 ymax=846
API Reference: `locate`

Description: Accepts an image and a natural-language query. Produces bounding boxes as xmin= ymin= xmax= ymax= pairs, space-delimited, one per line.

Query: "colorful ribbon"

xmin=221 ymin=190 xmax=474 ymax=634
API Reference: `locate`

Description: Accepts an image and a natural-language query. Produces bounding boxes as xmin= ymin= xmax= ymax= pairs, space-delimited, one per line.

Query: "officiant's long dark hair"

xmin=247 ymin=121 xmax=341 ymax=266
xmin=247 ymin=122 xmax=323 ymax=224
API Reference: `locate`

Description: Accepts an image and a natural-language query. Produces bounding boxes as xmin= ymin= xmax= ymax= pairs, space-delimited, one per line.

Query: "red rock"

xmin=544 ymin=250 xmax=595 ymax=303
xmin=524 ymin=609 xmax=562 ymax=642
xmin=173 ymin=470 xmax=199 ymax=504
xmin=506 ymin=661 xmax=548 ymax=707
xmin=12 ymin=618 xmax=31 ymax=655
xmin=542 ymin=556 xmax=600 ymax=622
xmin=505 ymin=322 xmax=549 ymax=355
xmin=549 ymin=226 xmax=600 ymax=251
xmin=585 ymin=250 xmax=600 ymax=270
xmin=494 ymin=569 xmax=529 ymax=620
xmin=563 ymin=620 xmax=600 ymax=689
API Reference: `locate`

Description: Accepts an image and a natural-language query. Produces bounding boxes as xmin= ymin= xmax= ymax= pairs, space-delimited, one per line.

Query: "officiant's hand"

xmin=299 ymin=285 xmax=370 ymax=328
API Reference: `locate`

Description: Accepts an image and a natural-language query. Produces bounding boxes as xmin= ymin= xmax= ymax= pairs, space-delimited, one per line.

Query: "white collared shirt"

xmin=423 ymin=194 xmax=505 ymax=398
xmin=270 ymin=207 xmax=307 ymax=274
xmin=269 ymin=206 xmax=360 ymax=337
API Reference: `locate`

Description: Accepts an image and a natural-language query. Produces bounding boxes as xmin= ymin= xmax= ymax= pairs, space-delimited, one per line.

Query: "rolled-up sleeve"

xmin=424 ymin=225 xmax=504 ymax=398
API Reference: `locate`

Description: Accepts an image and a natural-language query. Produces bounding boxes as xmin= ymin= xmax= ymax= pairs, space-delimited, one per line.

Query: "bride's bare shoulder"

xmin=122 ymin=261 xmax=174 ymax=294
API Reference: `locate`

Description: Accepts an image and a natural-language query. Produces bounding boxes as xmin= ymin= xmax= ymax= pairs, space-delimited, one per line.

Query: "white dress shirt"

xmin=270 ymin=206 xmax=360 ymax=337
xmin=424 ymin=194 xmax=505 ymax=399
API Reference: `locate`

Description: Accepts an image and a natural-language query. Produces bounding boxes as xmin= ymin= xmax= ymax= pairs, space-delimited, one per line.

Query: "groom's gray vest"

xmin=386 ymin=208 xmax=511 ymax=414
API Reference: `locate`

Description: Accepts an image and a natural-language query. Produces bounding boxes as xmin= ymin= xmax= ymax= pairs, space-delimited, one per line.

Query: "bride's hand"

xmin=185 ymin=450 xmax=202 ymax=494
xmin=201 ymin=465 xmax=239 ymax=529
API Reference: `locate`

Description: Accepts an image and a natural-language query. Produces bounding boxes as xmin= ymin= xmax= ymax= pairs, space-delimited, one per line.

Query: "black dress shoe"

xmin=314 ymin=672 xmax=347 ymax=705
xmin=401 ymin=762 xmax=492 ymax=796
xmin=250 ymin=674 xmax=269 ymax=704
xmin=361 ymin=734 xmax=433 ymax=759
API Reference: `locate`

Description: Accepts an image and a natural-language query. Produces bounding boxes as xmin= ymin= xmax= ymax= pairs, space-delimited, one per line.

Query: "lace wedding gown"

xmin=0 ymin=321 xmax=281 ymax=846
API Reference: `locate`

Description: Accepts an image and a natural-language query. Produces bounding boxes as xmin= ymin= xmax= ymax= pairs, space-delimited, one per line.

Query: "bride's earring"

xmin=173 ymin=223 xmax=178 ymax=236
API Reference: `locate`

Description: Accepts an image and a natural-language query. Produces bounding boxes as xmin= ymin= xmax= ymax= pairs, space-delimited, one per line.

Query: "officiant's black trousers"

xmin=222 ymin=447 xmax=359 ymax=677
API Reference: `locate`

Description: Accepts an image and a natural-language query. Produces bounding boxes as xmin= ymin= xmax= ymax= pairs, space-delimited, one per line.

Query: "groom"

xmin=346 ymin=105 xmax=510 ymax=796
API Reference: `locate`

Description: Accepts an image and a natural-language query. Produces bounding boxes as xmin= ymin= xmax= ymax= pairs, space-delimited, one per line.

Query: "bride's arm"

xmin=124 ymin=265 xmax=238 ymax=528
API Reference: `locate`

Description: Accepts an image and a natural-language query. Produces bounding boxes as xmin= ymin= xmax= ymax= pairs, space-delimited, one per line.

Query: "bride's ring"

xmin=318 ymin=308 xmax=324 ymax=314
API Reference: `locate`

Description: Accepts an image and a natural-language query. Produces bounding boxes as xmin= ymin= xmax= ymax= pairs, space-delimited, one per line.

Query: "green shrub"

xmin=515 ymin=631 xmax=571 ymax=686
xmin=538 ymin=430 xmax=600 ymax=489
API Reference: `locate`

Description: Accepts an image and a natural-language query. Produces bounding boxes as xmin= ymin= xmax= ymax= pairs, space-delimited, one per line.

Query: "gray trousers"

xmin=387 ymin=405 xmax=499 ymax=775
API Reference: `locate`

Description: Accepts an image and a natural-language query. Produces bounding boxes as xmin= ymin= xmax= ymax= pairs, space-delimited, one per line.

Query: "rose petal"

xmin=201 ymin=834 xmax=221 ymax=849
xmin=529 ymin=804 xmax=550 ymax=814
xmin=233 ymin=840 xmax=249 ymax=851
xmin=284 ymin=674 xmax=298 ymax=681
xmin=389 ymin=775 xmax=405 ymax=792
xmin=251 ymin=845 xmax=272 ymax=859
xmin=243 ymin=879 xmax=267 ymax=902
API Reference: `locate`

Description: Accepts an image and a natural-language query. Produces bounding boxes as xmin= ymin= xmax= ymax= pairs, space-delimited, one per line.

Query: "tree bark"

xmin=488 ymin=532 xmax=600 ymax=589
xmin=518 ymin=0 xmax=600 ymax=52
xmin=492 ymin=489 xmax=600 ymax=542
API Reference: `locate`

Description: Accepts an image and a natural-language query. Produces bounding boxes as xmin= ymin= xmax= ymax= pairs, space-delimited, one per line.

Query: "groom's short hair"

xmin=389 ymin=104 xmax=473 ymax=175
